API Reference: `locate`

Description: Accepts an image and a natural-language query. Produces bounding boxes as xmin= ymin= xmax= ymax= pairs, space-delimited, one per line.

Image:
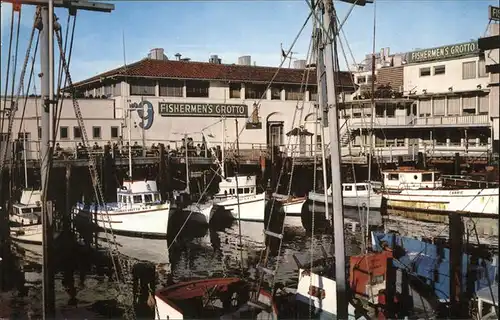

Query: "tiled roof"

xmin=71 ymin=58 xmax=355 ymax=90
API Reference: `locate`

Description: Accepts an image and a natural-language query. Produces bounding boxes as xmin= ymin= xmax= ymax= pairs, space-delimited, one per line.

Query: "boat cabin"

xmin=11 ymin=189 xmax=42 ymax=225
xmin=328 ymin=182 xmax=381 ymax=197
xmin=382 ymin=167 xmax=442 ymax=190
xmin=215 ymin=175 xmax=258 ymax=198
xmin=116 ymin=180 xmax=162 ymax=208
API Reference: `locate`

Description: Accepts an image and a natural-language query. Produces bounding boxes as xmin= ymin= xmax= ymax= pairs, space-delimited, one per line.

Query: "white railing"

xmin=343 ymin=114 xmax=490 ymax=128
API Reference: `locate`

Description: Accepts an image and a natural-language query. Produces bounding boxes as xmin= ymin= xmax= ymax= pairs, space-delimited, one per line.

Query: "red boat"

xmin=154 ymin=278 xmax=278 ymax=319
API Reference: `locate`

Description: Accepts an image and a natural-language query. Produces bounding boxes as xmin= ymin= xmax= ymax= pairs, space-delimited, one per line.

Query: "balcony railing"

xmin=344 ymin=114 xmax=490 ymax=128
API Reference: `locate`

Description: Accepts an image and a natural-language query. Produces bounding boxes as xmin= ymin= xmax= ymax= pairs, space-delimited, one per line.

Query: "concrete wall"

xmin=404 ymin=56 xmax=490 ymax=94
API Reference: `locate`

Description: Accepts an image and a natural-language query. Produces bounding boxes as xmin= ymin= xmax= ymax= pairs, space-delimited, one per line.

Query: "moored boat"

xmin=73 ymin=180 xmax=171 ymax=238
xmin=10 ymin=189 xmax=43 ymax=245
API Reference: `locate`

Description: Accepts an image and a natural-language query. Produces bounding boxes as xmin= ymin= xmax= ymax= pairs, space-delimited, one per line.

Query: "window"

xmin=244 ymin=188 xmax=250 ymax=193
xmin=92 ymin=126 xmax=101 ymax=139
xmin=112 ymin=83 xmax=121 ymax=96
xmin=60 ymin=126 xmax=69 ymax=139
xmin=356 ymin=185 xmax=367 ymax=191
xmin=127 ymin=196 xmax=132 ymax=203
xmin=237 ymin=188 xmax=244 ymax=194
xmin=245 ymin=84 xmax=267 ymax=99
xmin=284 ymin=85 xmax=304 ymax=101
xmin=419 ymin=99 xmax=431 ymax=117
xmin=433 ymin=65 xmax=445 ymax=75
xmin=462 ymin=61 xmax=476 ymax=80
xmin=389 ymin=174 xmax=399 ymax=181
xmin=422 ymin=173 xmax=433 ymax=182
xmin=154 ymin=194 xmax=160 ymax=202
xmin=133 ymin=195 xmax=142 ymax=203
xmin=270 ymin=87 xmax=281 ymax=100
xmin=229 ymin=83 xmax=241 ymax=98
xmin=186 ymin=80 xmax=209 ymax=98
xmin=478 ymin=59 xmax=488 ymax=78
xmin=344 ymin=185 xmax=353 ymax=191
xmin=111 ymin=126 xmax=119 ymax=139
xmin=38 ymin=126 xmax=42 ymax=139
xmin=144 ymin=194 xmax=153 ymax=203
xmin=462 ymin=96 xmax=476 ymax=114
xmin=478 ymin=95 xmax=489 ymax=115
xmin=357 ymin=76 xmax=366 ymax=84
xmin=130 ymin=79 xmax=156 ymax=96
xmin=447 ymin=97 xmax=460 ymax=116
xmin=419 ymin=67 xmax=431 ymax=77
xmin=433 ymin=98 xmax=446 ymax=116
xmin=159 ymin=80 xmax=183 ymax=97
xmin=308 ymin=86 xmax=318 ymax=101
xmin=73 ymin=126 xmax=82 ymax=139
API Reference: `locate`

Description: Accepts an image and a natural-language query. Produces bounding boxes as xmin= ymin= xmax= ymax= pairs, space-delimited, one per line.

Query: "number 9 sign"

xmin=130 ymin=101 xmax=154 ymax=130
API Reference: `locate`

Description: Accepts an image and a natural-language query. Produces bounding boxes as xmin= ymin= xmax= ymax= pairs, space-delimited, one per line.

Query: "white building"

xmin=341 ymin=39 xmax=494 ymax=162
xmin=2 ymin=48 xmax=355 ymax=160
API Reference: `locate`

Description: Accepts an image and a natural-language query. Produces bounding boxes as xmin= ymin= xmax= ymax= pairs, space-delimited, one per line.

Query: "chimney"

xmin=209 ymin=55 xmax=222 ymax=64
xmin=149 ymin=48 xmax=166 ymax=60
xmin=238 ymin=55 xmax=251 ymax=66
xmin=293 ymin=59 xmax=307 ymax=69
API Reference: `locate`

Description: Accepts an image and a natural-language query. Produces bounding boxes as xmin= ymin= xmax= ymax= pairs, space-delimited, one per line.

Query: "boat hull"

xmin=216 ymin=193 xmax=266 ymax=222
xmin=308 ymin=191 xmax=382 ymax=210
xmin=73 ymin=203 xmax=170 ymax=238
xmin=383 ymin=188 xmax=499 ymax=216
xmin=10 ymin=224 xmax=43 ymax=245
xmin=282 ymin=198 xmax=306 ymax=216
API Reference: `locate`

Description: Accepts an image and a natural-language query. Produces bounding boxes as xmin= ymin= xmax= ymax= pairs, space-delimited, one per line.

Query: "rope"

xmin=0 ymin=8 xmax=15 ymax=135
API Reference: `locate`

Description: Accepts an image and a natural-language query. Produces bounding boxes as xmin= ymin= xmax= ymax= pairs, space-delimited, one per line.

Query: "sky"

xmin=0 ymin=0 xmax=498 ymax=92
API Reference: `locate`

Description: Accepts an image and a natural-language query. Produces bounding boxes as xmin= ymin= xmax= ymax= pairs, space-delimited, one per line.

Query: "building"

xmin=340 ymin=39 xmax=494 ymax=161
xmin=482 ymin=23 xmax=499 ymax=154
xmin=3 ymin=48 xmax=355 ymax=160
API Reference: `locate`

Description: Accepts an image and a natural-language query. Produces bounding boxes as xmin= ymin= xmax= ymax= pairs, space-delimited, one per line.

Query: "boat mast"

xmin=23 ymin=127 xmax=28 ymax=188
xmin=184 ymin=133 xmax=190 ymax=194
xmin=127 ymin=105 xmax=133 ymax=179
xmin=221 ymin=117 xmax=226 ymax=178
xmin=315 ymin=27 xmax=331 ymax=221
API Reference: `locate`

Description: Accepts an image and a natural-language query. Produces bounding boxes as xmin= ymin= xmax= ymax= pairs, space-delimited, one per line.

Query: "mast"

xmin=315 ymin=28 xmax=331 ymax=221
xmin=127 ymin=106 xmax=132 ymax=179
xmin=221 ymin=117 xmax=226 ymax=178
xmin=184 ymin=133 xmax=190 ymax=194
xmin=23 ymin=127 xmax=28 ymax=188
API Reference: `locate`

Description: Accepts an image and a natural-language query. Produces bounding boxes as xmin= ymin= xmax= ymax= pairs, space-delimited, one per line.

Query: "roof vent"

xmin=148 ymin=48 xmax=167 ymax=61
xmin=175 ymin=53 xmax=182 ymax=61
xmin=238 ymin=55 xmax=251 ymax=66
xmin=209 ymin=55 xmax=222 ymax=64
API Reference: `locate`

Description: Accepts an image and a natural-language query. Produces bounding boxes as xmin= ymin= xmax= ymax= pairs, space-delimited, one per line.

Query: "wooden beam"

xmin=486 ymin=64 xmax=500 ymax=74
xmin=0 ymin=0 xmax=114 ymax=12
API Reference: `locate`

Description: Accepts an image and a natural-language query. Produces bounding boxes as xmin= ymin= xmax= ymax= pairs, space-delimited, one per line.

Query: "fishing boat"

xmin=73 ymin=179 xmax=171 ymax=238
xmin=307 ymin=181 xmax=383 ymax=210
xmin=10 ymin=189 xmax=43 ymax=244
xmin=380 ymin=167 xmax=499 ymax=233
xmin=153 ymin=278 xmax=277 ymax=319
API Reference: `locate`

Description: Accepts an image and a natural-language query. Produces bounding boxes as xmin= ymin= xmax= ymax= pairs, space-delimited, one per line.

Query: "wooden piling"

xmin=42 ymin=200 xmax=55 ymax=318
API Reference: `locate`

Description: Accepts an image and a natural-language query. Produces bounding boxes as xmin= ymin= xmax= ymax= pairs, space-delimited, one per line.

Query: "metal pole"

xmin=315 ymin=30 xmax=330 ymax=221
xmin=184 ymin=133 xmax=190 ymax=194
xmin=127 ymin=107 xmax=132 ymax=179
xmin=23 ymin=128 xmax=28 ymax=188
xmin=221 ymin=117 xmax=226 ymax=178
xmin=321 ymin=0 xmax=348 ymax=317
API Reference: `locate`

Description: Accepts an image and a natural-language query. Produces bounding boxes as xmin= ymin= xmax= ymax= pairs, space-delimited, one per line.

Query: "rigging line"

xmin=9 ymin=7 xmax=22 ymax=119
xmin=167 ymin=167 xmax=221 ymax=251
xmin=232 ymin=10 xmax=312 ymax=146
xmin=337 ymin=0 xmax=359 ymax=35
xmin=53 ymin=13 xmax=72 ymax=141
xmin=17 ymin=31 xmax=41 ymax=136
xmin=1 ymin=8 xmax=15 ymax=135
xmin=54 ymin=14 xmax=77 ymax=145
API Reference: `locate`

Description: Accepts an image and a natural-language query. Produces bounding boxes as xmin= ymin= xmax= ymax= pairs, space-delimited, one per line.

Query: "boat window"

xmin=434 ymin=173 xmax=441 ymax=181
xmin=128 ymin=197 xmax=132 ymax=204
xmin=33 ymin=207 xmax=41 ymax=213
xmin=22 ymin=208 xmax=31 ymax=213
xmin=356 ymin=185 xmax=367 ymax=191
xmin=230 ymin=189 xmax=234 ymax=195
xmin=144 ymin=194 xmax=153 ymax=203
xmin=344 ymin=185 xmax=353 ymax=191
xmin=413 ymin=175 xmax=418 ymax=180
xmin=244 ymin=188 xmax=250 ymax=194
xmin=389 ymin=174 xmax=399 ymax=181
xmin=251 ymin=188 xmax=255 ymax=193
xmin=422 ymin=173 xmax=433 ymax=182
xmin=238 ymin=188 xmax=244 ymax=194
xmin=154 ymin=194 xmax=160 ymax=202
xmin=133 ymin=195 xmax=142 ymax=203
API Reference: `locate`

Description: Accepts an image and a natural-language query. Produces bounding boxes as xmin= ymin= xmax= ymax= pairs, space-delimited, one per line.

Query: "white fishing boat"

xmin=307 ymin=181 xmax=383 ymax=210
xmin=273 ymin=194 xmax=307 ymax=216
xmin=73 ymin=180 xmax=171 ymax=238
xmin=212 ymin=175 xmax=266 ymax=222
xmin=381 ymin=168 xmax=500 ymax=216
xmin=10 ymin=189 xmax=43 ymax=244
